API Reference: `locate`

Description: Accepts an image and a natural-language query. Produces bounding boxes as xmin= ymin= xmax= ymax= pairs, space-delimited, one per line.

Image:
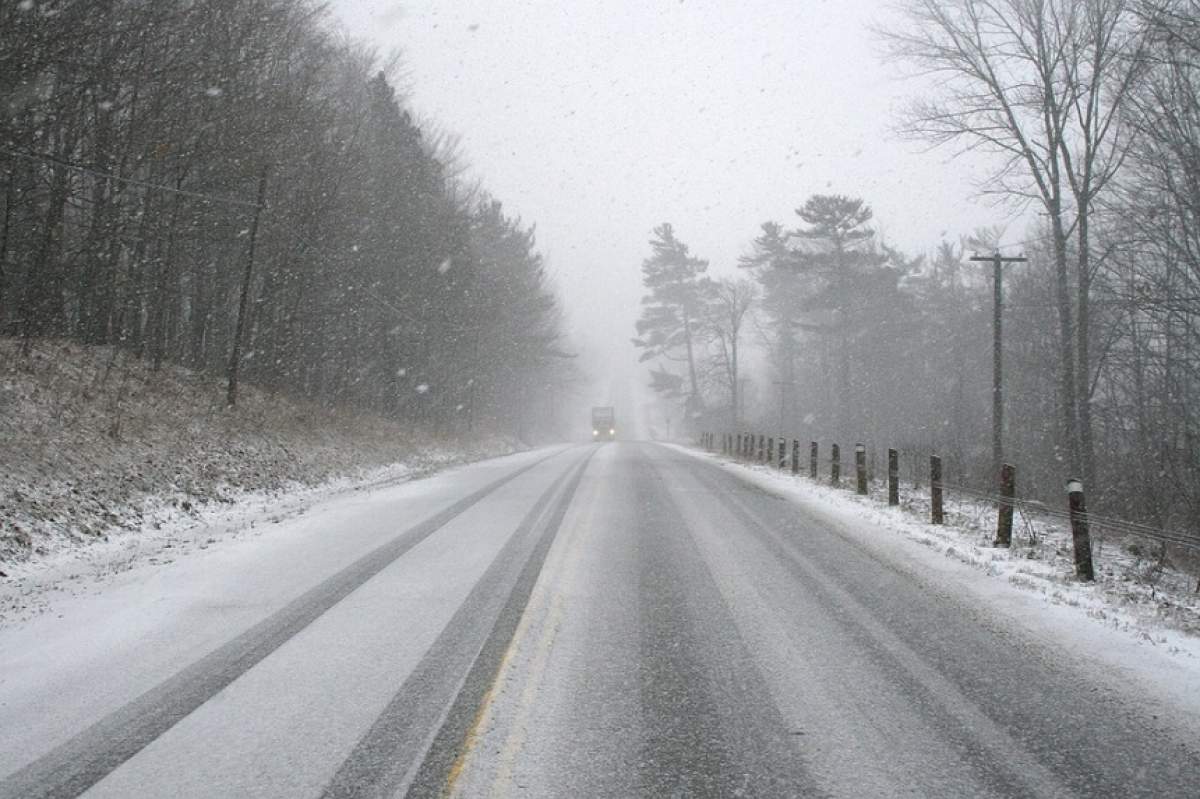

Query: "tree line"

xmin=635 ymin=0 xmax=1200 ymax=533
xmin=0 ymin=0 xmax=573 ymax=438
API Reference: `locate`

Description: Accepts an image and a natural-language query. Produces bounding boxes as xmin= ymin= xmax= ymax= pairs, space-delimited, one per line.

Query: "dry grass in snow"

xmin=0 ymin=337 xmax=519 ymax=573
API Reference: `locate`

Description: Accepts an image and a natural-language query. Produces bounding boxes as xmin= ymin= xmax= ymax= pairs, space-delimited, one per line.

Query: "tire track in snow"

xmin=321 ymin=446 xmax=597 ymax=799
xmin=0 ymin=449 xmax=565 ymax=799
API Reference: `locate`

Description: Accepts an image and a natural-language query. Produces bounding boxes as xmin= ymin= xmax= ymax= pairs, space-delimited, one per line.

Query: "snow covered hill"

xmin=0 ymin=338 xmax=519 ymax=574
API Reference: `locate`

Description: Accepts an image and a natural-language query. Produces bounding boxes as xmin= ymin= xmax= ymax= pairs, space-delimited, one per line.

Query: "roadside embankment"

xmin=0 ymin=338 xmax=520 ymax=574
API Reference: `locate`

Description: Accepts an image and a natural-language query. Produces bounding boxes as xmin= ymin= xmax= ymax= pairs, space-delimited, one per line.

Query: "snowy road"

xmin=1 ymin=443 xmax=1198 ymax=797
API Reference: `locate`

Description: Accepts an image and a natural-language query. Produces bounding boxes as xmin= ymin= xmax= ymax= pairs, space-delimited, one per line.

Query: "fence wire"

xmin=710 ymin=432 xmax=1200 ymax=555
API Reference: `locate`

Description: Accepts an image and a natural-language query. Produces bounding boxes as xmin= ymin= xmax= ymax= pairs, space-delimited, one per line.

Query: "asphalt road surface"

xmin=1 ymin=443 xmax=1197 ymax=798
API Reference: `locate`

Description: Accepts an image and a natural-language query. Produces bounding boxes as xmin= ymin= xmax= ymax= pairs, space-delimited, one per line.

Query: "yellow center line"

xmin=442 ymin=467 xmax=589 ymax=797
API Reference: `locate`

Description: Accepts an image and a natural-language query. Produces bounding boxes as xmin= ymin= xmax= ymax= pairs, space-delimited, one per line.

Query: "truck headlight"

xmin=592 ymin=429 xmax=598 ymax=436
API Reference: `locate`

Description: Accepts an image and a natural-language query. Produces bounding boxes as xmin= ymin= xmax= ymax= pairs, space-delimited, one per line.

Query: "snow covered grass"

xmin=0 ymin=337 xmax=521 ymax=586
xmin=676 ymin=445 xmax=1200 ymax=659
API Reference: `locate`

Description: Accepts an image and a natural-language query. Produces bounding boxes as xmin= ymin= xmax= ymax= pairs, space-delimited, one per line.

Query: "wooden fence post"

xmin=888 ymin=448 xmax=899 ymax=506
xmin=792 ymin=439 xmax=800 ymax=475
xmin=831 ymin=444 xmax=840 ymax=485
xmin=995 ymin=463 xmax=1015 ymax=547
xmin=931 ymin=455 xmax=944 ymax=525
xmin=767 ymin=436 xmax=774 ymax=466
xmin=758 ymin=434 xmax=765 ymax=463
xmin=810 ymin=441 xmax=818 ymax=479
xmin=855 ymin=443 xmax=867 ymax=495
xmin=1067 ymin=479 xmax=1096 ymax=581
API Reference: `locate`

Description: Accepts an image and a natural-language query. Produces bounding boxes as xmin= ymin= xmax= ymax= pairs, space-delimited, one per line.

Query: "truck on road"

xmin=591 ymin=406 xmax=616 ymax=441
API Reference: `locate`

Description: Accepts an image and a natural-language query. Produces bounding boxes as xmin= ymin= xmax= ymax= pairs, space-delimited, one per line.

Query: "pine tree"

xmin=632 ymin=223 xmax=712 ymax=418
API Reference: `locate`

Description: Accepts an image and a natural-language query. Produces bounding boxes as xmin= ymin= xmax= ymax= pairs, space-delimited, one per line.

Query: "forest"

xmin=0 ymin=0 xmax=573 ymax=438
xmin=635 ymin=0 xmax=1200 ymax=532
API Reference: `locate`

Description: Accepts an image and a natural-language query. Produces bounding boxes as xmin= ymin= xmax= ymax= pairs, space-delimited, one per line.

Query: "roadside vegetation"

xmin=637 ymin=1 xmax=1200 ymax=546
xmin=0 ymin=1 xmax=578 ymax=563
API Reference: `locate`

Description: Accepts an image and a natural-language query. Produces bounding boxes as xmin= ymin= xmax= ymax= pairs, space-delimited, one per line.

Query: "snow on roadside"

xmin=0 ymin=338 xmax=525 ymax=623
xmin=671 ymin=444 xmax=1200 ymax=664
xmin=0 ymin=444 xmax=523 ymax=629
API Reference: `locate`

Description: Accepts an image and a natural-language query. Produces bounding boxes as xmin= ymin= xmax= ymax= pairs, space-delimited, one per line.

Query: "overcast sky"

xmin=329 ymin=0 xmax=1021 ymax=395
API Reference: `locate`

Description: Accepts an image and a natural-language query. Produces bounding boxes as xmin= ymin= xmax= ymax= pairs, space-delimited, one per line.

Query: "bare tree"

xmin=705 ymin=277 xmax=757 ymax=428
xmin=880 ymin=0 xmax=1148 ymax=492
xmin=0 ymin=0 xmax=571 ymax=439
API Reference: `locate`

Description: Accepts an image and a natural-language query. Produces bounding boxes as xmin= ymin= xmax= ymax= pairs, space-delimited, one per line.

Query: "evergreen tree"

xmin=632 ymin=223 xmax=712 ymax=418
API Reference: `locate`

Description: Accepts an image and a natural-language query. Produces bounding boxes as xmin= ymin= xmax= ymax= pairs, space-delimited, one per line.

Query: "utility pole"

xmin=772 ymin=379 xmax=797 ymax=432
xmin=737 ymin=377 xmax=750 ymax=427
xmin=969 ymin=251 xmax=1027 ymax=479
xmin=226 ymin=164 xmax=270 ymax=408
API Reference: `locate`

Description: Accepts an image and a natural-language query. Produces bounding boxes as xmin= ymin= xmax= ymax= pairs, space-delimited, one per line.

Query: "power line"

xmin=0 ymin=146 xmax=262 ymax=209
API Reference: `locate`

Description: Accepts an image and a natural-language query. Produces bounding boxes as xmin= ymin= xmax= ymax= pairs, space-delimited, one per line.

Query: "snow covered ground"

xmin=673 ymin=444 xmax=1200 ymax=663
xmin=0 ymin=446 xmax=569 ymax=792
xmin=0 ymin=338 xmax=524 ymax=624
xmin=0 ymin=449 xmax=518 ymax=629
xmin=2 ymin=442 xmax=1197 ymax=796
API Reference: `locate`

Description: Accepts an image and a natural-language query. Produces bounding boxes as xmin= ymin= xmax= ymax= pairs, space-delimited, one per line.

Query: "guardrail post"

xmin=888 ymin=448 xmax=899 ymax=506
xmin=758 ymin=434 xmax=765 ymax=463
xmin=931 ymin=455 xmax=943 ymax=524
xmin=995 ymin=463 xmax=1015 ymax=547
xmin=810 ymin=441 xmax=818 ymax=479
xmin=778 ymin=437 xmax=786 ymax=470
xmin=792 ymin=439 xmax=800 ymax=474
xmin=767 ymin=436 xmax=774 ymax=466
xmin=855 ymin=443 xmax=867 ymax=495
xmin=1067 ymin=479 xmax=1095 ymax=581
xmin=831 ymin=444 xmax=840 ymax=485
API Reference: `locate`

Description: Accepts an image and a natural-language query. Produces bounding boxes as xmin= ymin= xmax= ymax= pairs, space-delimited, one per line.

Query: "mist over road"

xmin=1 ymin=444 xmax=1196 ymax=798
